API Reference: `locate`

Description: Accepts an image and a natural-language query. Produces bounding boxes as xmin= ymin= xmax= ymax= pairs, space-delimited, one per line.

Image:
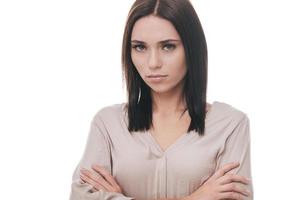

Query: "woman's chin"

xmin=149 ymin=85 xmax=172 ymax=94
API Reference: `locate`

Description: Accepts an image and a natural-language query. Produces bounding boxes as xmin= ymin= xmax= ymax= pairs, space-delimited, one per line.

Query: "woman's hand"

xmin=184 ymin=162 xmax=251 ymax=200
xmin=80 ymin=164 xmax=123 ymax=193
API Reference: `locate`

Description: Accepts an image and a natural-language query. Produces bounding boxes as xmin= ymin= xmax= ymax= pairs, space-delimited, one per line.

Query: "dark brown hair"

xmin=121 ymin=0 xmax=208 ymax=136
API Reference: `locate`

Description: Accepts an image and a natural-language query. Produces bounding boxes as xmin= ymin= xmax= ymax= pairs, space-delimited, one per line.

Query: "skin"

xmin=131 ymin=15 xmax=188 ymax=115
xmin=80 ymin=15 xmax=251 ymax=200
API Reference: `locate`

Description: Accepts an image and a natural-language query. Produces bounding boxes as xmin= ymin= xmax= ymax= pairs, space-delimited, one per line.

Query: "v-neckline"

xmin=145 ymin=129 xmax=190 ymax=154
xmin=145 ymin=101 xmax=216 ymax=154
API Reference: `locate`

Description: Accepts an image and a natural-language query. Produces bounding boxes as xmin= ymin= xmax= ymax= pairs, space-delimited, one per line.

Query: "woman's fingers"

xmin=80 ymin=177 xmax=97 ymax=193
xmin=218 ymin=173 xmax=250 ymax=185
xmin=92 ymin=164 xmax=123 ymax=193
xmin=219 ymin=182 xmax=250 ymax=197
xmin=210 ymin=162 xmax=240 ymax=180
xmin=218 ymin=191 xmax=247 ymax=200
xmin=80 ymin=168 xmax=115 ymax=192
xmin=79 ymin=172 xmax=106 ymax=192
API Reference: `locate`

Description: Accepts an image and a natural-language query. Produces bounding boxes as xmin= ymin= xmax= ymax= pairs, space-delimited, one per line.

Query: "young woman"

xmin=69 ymin=0 xmax=253 ymax=200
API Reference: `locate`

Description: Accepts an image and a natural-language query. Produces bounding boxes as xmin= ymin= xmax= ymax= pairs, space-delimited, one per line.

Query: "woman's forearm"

xmin=157 ymin=197 xmax=189 ymax=200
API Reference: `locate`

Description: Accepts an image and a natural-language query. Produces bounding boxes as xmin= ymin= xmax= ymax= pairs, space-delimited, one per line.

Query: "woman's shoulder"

xmin=211 ymin=101 xmax=249 ymax=124
xmin=91 ymin=102 xmax=126 ymax=124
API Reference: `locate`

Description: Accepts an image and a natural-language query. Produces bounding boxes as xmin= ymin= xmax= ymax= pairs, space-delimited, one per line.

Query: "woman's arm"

xmin=69 ymin=116 xmax=134 ymax=200
xmin=214 ymin=114 xmax=254 ymax=200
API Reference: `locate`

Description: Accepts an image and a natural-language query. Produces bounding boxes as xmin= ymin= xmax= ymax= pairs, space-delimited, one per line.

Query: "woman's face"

xmin=131 ymin=15 xmax=187 ymax=94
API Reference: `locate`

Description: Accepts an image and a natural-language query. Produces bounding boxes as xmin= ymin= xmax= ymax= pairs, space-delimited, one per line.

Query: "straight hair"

xmin=121 ymin=0 xmax=208 ymax=136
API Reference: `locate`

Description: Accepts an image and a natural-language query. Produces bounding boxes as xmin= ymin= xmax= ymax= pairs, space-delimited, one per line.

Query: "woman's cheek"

xmin=133 ymin=59 xmax=148 ymax=78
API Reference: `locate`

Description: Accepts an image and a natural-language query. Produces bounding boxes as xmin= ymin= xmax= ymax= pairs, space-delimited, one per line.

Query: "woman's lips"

xmin=146 ymin=75 xmax=168 ymax=83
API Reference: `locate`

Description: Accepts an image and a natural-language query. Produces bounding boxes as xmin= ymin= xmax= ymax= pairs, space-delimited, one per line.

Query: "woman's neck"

xmin=151 ymin=89 xmax=186 ymax=116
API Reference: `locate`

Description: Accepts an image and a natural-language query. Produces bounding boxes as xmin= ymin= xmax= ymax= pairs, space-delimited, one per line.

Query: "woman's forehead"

xmin=131 ymin=15 xmax=180 ymax=42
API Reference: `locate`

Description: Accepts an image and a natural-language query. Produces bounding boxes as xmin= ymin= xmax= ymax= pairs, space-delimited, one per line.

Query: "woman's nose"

xmin=148 ymin=49 xmax=162 ymax=69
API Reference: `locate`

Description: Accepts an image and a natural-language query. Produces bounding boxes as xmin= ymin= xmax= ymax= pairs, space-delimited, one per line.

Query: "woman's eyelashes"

xmin=131 ymin=43 xmax=176 ymax=52
xmin=163 ymin=44 xmax=176 ymax=51
xmin=131 ymin=44 xmax=145 ymax=52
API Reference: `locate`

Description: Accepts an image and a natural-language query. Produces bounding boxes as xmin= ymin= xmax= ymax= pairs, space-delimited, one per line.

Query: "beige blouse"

xmin=69 ymin=101 xmax=253 ymax=200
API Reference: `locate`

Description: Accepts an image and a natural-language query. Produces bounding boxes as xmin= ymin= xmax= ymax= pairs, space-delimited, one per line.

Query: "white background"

xmin=0 ymin=0 xmax=299 ymax=199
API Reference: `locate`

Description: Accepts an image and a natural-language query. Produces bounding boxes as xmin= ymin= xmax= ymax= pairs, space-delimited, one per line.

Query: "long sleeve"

xmin=215 ymin=114 xmax=254 ymax=200
xmin=69 ymin=115 xmax=135 ymax=200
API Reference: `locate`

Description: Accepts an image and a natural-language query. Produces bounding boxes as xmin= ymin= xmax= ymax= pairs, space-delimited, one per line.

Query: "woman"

xmin=69 ymin=0 xmax=253 ymax=200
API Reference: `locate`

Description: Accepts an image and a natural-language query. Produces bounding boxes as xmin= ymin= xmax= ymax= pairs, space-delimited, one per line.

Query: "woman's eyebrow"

xmin=131 ymin=39 xmax=180 ymax=44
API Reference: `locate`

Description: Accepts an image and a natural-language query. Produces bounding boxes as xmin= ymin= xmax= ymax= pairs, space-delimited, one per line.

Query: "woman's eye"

xmin=132 ymin=44 xmax=146 ymax=52
xmin=131 ymin=44 xmax=176 ymax=52
xmin=163 ymin=44 xmax=176 ymax=51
